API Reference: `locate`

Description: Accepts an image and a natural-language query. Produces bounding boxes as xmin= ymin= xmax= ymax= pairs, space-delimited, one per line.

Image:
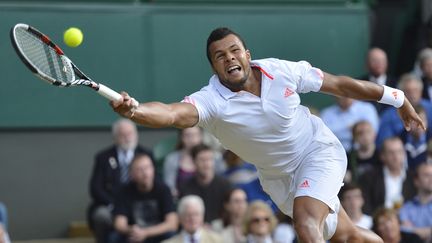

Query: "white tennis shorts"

xmin=259 ymin=138 xmax=347 ymax=240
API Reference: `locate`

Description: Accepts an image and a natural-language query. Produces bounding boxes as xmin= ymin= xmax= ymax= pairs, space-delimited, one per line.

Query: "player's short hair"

xmin=206 ymin=27 xmax=247 ymax=64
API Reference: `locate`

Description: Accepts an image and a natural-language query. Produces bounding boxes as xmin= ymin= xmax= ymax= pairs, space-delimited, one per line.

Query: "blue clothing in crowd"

xmin=0 ymin=202 xmax=7 ymax=229
xmin=376 ymin=99 xmax=432 ymax=147
xmin=399 ymin=196 xmax=432 ymax=229
xmin=321 ymin=100 xmax=379 ymax=152
xmin=224 ymin=162 xmax=277 ymax=212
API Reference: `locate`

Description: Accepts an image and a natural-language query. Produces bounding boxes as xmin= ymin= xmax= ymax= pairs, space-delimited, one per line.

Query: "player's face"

xmin=208 ymin=34 xmax=252 ymax=91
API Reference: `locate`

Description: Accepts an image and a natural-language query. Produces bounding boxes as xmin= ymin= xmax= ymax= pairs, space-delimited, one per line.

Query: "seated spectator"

xmin=212 ymin=188 xmax=248 ymax=243
xmin=377 ymin=73 xmax=432 ymax=147
xmin=359 ymin=47 xmax=396 ymax=112
xmin=359 ymin=137 xmax=416 ymax=214
xmin=111 ymin=153 xmax=178 ymax=243
xmin=179 ymin=144 xmax=232 ymax=223
xmin=163 ymin=127 xmax=203 ymax=197
xmin=242 ymin=200 xmax=278 ymax=243
xmin=420 ymin=47 xmax=432 ymax=101
xmin=399 ymin=162 xmax=432 ymax=242
xmin=0 ymin=202 xmax=7 ymax=230
xmin=372 ymin=207 xmax=422 ymax=243
xmin=400 ymin=104 xmax=431 ymax=170
xmin=223 ymin=150 xmax=276 ymax=211
xmin=321 ymin=96 xmax=379 ymax=152
xmin=0 ymin=224 xmax=11 ymax=243
xmin=347 ymin=120 xmax=380 ymax=182
xmin=0 ymin=203 xmax=10 ymax=243
xmin=162 ymin=195 xmax=223 ymax=243
xmin=273 ymin=211 xmax=296 ymax=243
xmin=339 ymin=183 xmax=373 ymax=229
xmin=88 ymin=118 xmax=153 ymax=243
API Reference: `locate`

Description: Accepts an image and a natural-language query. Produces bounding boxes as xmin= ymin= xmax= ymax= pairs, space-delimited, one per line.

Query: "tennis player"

xmin=111 ymin=27 xmax=424 ymax=242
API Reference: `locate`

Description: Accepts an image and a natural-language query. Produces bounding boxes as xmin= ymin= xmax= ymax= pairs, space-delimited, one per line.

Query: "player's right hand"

xmin=110 ymin=91 xmax=137 ymax=118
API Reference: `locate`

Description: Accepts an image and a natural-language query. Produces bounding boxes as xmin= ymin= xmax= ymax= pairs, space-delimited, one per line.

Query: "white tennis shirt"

xmin=183 ymin=58 xmax=338 ymax=178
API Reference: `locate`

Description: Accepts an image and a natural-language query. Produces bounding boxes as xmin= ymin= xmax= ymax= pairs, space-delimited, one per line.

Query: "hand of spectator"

xmin=128 ymin=225 xmax=147 ymax=242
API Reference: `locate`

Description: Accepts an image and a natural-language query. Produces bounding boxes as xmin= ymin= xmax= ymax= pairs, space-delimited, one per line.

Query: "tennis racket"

xmin=10 ymin=23 xmax=138 ymax=106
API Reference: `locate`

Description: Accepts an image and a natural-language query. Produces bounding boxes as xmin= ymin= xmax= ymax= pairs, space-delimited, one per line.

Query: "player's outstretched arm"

xmin=110 ymin=92 xmax=199 ymax=129
xmin=320 ymin=72 xmax=426 ymax=131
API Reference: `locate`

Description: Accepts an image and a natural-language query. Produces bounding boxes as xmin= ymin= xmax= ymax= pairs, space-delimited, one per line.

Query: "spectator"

xmin=347 ymin=120 xmax=380 ymax=183
xmin=339 ymin=183 xmax=373 ymax=229
xmin=0 ymin=202 xmax=7 ymax=230
xmin=111 ymin=153 xmax=177 ymax=243
xmin=163 ymin=127 xmax=203 ymax=197
xmin=242 ymin=200 xmax=278 ymax=243
xmin=321 ymin=96 xmax=379 ymax=152
xmin=361 ymin=47 xmax=396 ymax=87
xmin=0 ymin=203 xmax=10 ymax=243
xmin=372 ymin=207 xmax=422 ymax=243
xmin=359 ymin=137 xmax=416 ymax=215
xmin=399 ymin=162 xmax=432 ymax=242
xmin=212 ymin=188 xmax=248 ymax=243
xmin=179 ymin=144 xmax=232 ymax=223
xmin=420 ymin=48 xmax=432 ymax=101
xmin=360 ymin=47 xmax=396 ymax=112
xmin=400 ymin=104 xmax=431 ymax=170
xmin=273 ymin=212 xmax=296 ymax=243
xmin=88 ymin=118 xmax=153 ymax=243
xmin=377 ymin=73 xmax=432 ymax=147
xmin=0 ymin=225 xmax=11 ymax=243
xmin=162 ymin=195 xmax=223 ymax=243
xmin=223 ymin=150 xmax=276 ymax=211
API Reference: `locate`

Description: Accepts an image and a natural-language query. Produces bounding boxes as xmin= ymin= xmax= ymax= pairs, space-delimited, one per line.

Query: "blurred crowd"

xmin=3 ymin=4 xmax=432 ymax=241
xmin=2 ymin=45 xmax=432 ymax=243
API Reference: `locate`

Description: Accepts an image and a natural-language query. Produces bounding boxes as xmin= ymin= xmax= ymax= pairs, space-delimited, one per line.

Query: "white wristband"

xmin=378 ymin=85 xmax=405 ymax=108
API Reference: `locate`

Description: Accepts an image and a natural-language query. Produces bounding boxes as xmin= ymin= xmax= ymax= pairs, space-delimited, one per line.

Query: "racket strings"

xmin=15 ymin=28 xmax=74 ymax=83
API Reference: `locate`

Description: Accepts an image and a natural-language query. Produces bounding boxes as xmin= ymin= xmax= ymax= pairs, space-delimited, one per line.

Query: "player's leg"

xmin=330 ymin=206 xmax=383 ymax=243
xmin=292 ymin=196 xmax=330 ymax=243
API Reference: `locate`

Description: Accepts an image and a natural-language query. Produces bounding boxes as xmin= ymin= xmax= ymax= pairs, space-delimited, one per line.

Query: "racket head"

xmin=10 ymin=23 xmax=76 ymax=86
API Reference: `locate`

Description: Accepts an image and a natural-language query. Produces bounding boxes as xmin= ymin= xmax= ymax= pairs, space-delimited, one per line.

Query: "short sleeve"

xmin=279 ymin=60 xmax=324 ymax=93
xmin=182 ymin=87 xmax=217 ymax=129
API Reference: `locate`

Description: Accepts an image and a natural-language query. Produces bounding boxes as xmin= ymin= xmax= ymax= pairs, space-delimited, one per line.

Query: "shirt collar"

xmin=383 ymin=166 xmax=406 ymax=180
xmin=182 ymin=229 xmax=201 ymax=242
xmin=210 ymin=60 xmax=273 ymax=100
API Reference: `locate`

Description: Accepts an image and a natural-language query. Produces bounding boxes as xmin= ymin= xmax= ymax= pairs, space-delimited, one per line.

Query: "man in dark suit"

xmin=360 ymin=47 xmax=397 ymax=112
xmin=88 ymin=118 xmax=153 ymax=243
xmin=359 ymin=137 xmax=416 ymax=215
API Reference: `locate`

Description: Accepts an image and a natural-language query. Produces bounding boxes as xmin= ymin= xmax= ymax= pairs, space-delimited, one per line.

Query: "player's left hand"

xmin=397 ymin=98 xmax=426 ymax=131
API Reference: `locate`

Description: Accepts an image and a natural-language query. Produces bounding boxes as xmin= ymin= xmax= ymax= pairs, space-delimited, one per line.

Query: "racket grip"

xmin=98 ymin=84 xmax=122 ymax=101
xmin=98 ymin=84 xmax=139 ymax=107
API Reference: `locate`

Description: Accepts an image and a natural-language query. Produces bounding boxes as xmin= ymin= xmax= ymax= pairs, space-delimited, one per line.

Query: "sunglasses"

xmin=251 ymin=217 xmax=270 ymax=224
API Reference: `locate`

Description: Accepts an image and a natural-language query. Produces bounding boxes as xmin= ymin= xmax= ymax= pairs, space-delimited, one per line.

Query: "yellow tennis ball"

xmin=63 ymin=27 xmax=83 ymax=47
